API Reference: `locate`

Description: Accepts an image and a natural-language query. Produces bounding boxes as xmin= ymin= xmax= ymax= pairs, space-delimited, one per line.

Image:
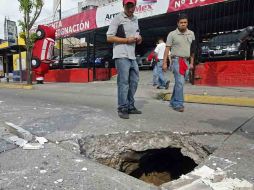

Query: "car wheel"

xmin=31 ymin=57 xmax=41 ymax=69
xmin=36 ymin=28 xmax=45 ymax=40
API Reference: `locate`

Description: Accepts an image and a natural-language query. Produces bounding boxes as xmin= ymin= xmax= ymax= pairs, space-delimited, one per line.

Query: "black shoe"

xmin=118 ymin=109 xmax=129 ymax=119
xmin=128 ymin=107 xmax=142 ymax=114
xmin=165 ymin=80 xmax=170 ymax=89
xmin=36 ymin=80 xmax=44 ymax=84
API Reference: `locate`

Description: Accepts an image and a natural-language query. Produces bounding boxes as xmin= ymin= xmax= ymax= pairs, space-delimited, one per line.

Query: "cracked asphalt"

xmin=0 ymin=70 xmax=253 ymax=189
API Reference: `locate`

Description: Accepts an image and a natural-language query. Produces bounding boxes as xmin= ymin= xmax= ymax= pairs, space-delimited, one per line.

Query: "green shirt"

xmin=166 ymin=28 xmax=195 ymax=58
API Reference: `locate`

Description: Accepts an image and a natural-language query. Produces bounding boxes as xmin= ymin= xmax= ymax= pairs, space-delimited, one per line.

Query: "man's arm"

xmin=106 ymin=16 xmax=138 ymax=45
xmin=163 ymin=46 xmax=170 ymax=71
xmin=107 ymin=36 xmax=137 ymax=44
xmin=189 ymin=35 xmax=196 ymax=69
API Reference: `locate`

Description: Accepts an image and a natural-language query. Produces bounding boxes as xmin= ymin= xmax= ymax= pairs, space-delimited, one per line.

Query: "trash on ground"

xmin=35 ymin=137 xmax=48 ymax=144
xmin=54 ymin=179 xmax=63 ymax=184
xmin=40 ymin=170 xmax=47 ymax=174
xmin=23 ymin=143 xmax=44 ymax=150
xmin=8 ymin=136 xmax=28 ymax=147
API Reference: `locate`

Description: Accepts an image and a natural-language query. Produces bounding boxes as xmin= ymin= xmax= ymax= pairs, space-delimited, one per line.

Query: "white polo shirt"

xmin=154 ymin=42 xmax=166 ymax=60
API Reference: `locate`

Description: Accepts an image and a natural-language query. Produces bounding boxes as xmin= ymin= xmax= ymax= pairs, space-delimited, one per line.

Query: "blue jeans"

xmin=157 ymin=60 xmax=167 ymax=87
xmin=170 ymin=57 xmax=189 ymax=108
xmin=153 ymin=63 xmax=158 ymax=85
xmin=115 ymin=58 xmax=139 ymax=111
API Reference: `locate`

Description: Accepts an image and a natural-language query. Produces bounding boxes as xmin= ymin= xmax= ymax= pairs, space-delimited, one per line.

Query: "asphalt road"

xmin=0 ymin=70 xmax=253 ymax=189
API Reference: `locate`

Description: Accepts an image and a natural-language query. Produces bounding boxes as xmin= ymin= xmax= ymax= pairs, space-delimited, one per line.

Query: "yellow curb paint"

xmin=160 ymin=93 xmax=254 ymax=107
xmin=0 ymin=83 xmax=33 ymax=90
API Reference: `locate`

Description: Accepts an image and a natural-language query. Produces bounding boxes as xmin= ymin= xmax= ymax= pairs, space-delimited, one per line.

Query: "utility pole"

xmin=58 ymin=0 xmax=63 ymax=69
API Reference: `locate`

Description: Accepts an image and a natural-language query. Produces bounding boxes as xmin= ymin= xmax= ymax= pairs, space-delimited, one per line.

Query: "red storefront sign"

xmin=48 ymin=9 xmax=97 ymax=38
xmin=168 ymin=0 xmax=225 ymax=12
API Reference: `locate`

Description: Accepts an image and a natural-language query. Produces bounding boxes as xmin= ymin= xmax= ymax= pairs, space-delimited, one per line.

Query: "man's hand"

xmin=162 ymin=62 xmax=168 ymax=72
xmin=126 ymin=37 xmax=137 ymax=44
xmin=189 ymin=63 xmax=194 ymax=70
xmin=135 ymin=35 xmax=142 ymax=45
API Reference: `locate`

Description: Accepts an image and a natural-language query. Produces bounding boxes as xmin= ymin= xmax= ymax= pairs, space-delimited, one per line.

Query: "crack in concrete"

xmin=223 ymin=115 xmax=254 ymax=142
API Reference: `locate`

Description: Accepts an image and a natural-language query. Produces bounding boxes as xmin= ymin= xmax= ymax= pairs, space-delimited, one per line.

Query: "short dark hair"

xmin=157 ymin=37 xmax=164 ymax=42
xmin=177 ymin=13 xmax=188 ymax=22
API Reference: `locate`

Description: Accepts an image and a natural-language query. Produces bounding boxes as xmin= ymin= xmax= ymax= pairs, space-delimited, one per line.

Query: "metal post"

xmin=87 ymin=33 xmax=90 ymax=82
xmin=17 ymin=37 xmax=23 ymax=82
xmin=5 ymin=54 xmax=9 ymax=83
xmin=93 ymin=30 xmax=96 ymax=81
xmin=59 ymin=0 xmax=63 ymax=69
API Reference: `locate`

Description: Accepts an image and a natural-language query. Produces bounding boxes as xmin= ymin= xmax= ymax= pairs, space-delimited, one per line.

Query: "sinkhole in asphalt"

xmin=121 ymin=147 xmax=198 ymax=186
xmin=78 ymin=131 xmax=211 ymax=186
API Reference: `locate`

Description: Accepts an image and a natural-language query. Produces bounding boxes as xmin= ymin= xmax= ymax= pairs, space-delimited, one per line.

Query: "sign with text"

xmin=48 ymin=9 xmax=97 ymax=38
xmin=4 ymin=19 xmax=17 ymax=45
xmin=96 ymin=0 xmax=169 ymax=28
xmin=168 ymin=0 xmax=225 ymax=12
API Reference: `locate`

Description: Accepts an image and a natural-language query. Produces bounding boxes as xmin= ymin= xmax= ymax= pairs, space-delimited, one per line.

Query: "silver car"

xmin=63 ymin=52 xmax=87 ymax=68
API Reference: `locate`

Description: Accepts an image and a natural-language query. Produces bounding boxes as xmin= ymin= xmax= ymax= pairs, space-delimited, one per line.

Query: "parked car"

xmin=199 ymin=32 xmax=253 ymax=62
xmin=63 ymin=51 xmax=87 ymax=68
xmin=137 ymin=49 xmax=154 ymax=69
xmin=94 ymin=50 xmax=114 ymax=68
xmin=49 ymin=56 xmax=60 ymax=69
xmin=63 ymin=50 xmax=114 ymax=69
xmin=50 ymin=54 xmax=73 ymax=69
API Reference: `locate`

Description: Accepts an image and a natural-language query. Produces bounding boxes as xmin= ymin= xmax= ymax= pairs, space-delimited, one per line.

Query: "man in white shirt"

xmin=154 ymin=38 xmax=170 ymax=89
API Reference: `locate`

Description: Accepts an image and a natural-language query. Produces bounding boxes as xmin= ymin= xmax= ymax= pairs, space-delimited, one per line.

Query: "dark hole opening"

xmin=121 ymin=147 xmax=198 ymax=186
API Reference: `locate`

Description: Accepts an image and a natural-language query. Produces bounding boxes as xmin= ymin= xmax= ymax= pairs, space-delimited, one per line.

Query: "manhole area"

xmin=120 ymin=148 xmax=198 ymax=186
xmin=78 ymin=131 xmax=211 ymax=186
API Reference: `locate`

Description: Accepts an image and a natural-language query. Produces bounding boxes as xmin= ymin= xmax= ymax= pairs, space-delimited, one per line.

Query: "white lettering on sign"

xmin=55 ymin=21 xmax=90 ymax=37
xmin=174 ymin=0 xmax=206 ymax=8
xmin=49 ymin=21 xmax=63 ymax=29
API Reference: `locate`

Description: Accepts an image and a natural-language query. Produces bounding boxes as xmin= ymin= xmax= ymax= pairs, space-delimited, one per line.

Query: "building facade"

xmin=78 ymin=0 xmax=119 ymax=12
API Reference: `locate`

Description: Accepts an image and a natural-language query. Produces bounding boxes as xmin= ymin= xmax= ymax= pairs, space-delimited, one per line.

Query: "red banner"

xmin=48 ymin=9 xmax=97 ymax=38
xmin=168 ymin=0 xmax=225 ymax=13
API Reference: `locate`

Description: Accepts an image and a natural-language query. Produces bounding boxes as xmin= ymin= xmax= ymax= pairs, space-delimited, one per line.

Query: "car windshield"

xmin=210 ymin=33 xmax=240 ymax=43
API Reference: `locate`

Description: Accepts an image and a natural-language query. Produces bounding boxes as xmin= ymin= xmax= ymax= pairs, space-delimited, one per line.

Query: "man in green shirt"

xmin=163 ymin=13 xmax=195 ymax=112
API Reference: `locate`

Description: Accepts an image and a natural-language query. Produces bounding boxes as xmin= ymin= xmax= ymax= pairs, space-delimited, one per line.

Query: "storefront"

xmin=0 ymin=40 xmax=26 ymax=82
xmin=25 ymin=0 xmax=254 ymax=85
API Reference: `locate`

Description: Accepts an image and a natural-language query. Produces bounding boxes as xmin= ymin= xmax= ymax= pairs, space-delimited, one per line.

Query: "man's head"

xmin=177 ymin=13 xmax=188 ymax=32
xmin=123 ymin=0 xmax=136 ymax=17
xmin=157 ymin=37 xmax=164 ymax=44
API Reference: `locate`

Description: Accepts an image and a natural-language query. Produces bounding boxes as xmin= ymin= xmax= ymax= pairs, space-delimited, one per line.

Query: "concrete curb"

xmin=0 ymin=83 xmax=33 ymax=90
xmin=157 ymin=93 xmax=254 ymax=107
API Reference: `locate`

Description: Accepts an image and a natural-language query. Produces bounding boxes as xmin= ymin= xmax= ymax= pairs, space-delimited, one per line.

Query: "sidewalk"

xmin=137 ymin=70 xmax=254 ymax=107
xmin=0 ymin=81 xmax=33 ymax=89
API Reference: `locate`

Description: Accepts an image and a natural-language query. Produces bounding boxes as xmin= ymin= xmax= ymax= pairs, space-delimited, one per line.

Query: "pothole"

xmin=78 ymin=131 xmax=213 ymax=186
